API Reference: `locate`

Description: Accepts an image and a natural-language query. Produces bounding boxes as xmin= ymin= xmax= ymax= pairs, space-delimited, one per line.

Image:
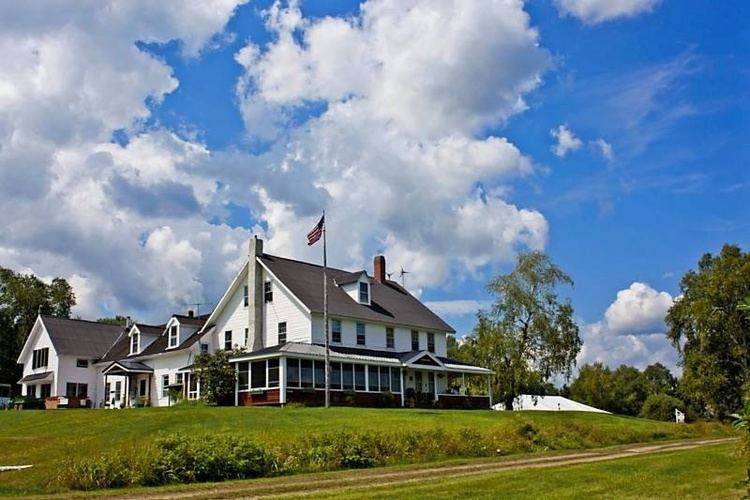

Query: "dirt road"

xmin=105 ymin=437 xmax=734 ymax=499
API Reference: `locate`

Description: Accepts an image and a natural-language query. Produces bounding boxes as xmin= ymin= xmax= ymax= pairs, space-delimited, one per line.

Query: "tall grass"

xmin=60 ymin=418 xmax=732 ymax=491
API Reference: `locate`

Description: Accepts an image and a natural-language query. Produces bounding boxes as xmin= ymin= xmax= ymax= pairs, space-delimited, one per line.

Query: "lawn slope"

xmin=0 ymin=406 xmax=733 ymax=496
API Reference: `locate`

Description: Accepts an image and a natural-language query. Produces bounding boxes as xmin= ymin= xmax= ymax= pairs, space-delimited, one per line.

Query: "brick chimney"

xmin=373 ymin=255 xmax=386 ymax=283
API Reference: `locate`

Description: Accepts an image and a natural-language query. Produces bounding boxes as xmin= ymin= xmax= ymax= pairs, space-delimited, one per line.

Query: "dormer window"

xmin=168 ymin=324 xmax=179 ymax=348
xmin=130 ymin=331 xmax=140 ymax=355
xmin=359 ymin=282 xmax=369 ymax=303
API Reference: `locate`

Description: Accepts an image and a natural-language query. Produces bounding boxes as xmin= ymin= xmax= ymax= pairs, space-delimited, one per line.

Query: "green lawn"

xmin=318 ymin=443 xmax=745 ymax=499
xmin=0 ymin=406 xmax=734 ymax=496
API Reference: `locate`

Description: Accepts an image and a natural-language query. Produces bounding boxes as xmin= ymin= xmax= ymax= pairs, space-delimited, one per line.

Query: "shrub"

xmin=639 ymin=394 xmax=687 ymax=422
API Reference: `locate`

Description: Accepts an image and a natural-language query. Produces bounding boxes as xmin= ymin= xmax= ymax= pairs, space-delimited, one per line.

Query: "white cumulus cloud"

xmin=551 ymin=124 xmax=583 ymax=158
xmin=554 ymin=0 xmax=662 ymax=24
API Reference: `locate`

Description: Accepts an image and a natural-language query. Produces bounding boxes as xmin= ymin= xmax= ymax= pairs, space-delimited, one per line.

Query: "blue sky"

xmin=0 ymin=0 xmax=747 ymax=372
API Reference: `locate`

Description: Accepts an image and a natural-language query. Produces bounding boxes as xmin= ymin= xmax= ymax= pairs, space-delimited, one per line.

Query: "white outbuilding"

xmin=492 ymin=394 xmax=610 ymax=413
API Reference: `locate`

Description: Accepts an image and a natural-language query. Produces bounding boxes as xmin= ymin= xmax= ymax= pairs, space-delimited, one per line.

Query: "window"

xmin=359 ymin=282 xmax=369 ymax=303
xmin=379 ymin=367 xmax=390 ymax=392
xmin=238 ymin=362 xmax=249 ymax=391
xmin=130 ymin=331 xmax=139 ymax=354
xmin=300 ymin=359 xmax=313 ymax=388
xmin=251 ymin=361 xmax=266 ymax=389
xmin=76 ymin=358 xmax=89 ymax=368
xmin=278 ymin=322 xmax=287 ymax=344
xmin=27 ymin=384 xmax=36 ymax=397
xmin=139 ymin=379 xmax=147 ymax=397
xmin=264 ymin=281 xmax=273 ymax=303
xmin=411 ymin=330 xmax=420 ymax=350
xmin=244 ymin=328 xmax=249 ymax=346
xmin=331 ymin=362 xmax=342 ymax=390
xmin=268 ymin=359 xmax=279 ymax=388
xmin=200 ymin=343 xmax=208 ymax=354
xmin=331 ymin=319 xmax=341 ymax=343
xmin=390 ymin=368 xmax=401 ymax=393
xmin=168 ymin=324 xmax=178 ymax=348
xmin=224 ymin=330 xmax=232 ymax=351
xmin=342 ymin=363 xmax=354 ymax=390
xmin=32 ymin=348 xmax=49 ymax=369
xmin=243 ymin=285 xmax=249 ymax=307
xmin=368 ymin=365 xmax=379 ymax=392
xmin=114 ymin=381 xmax=122 ymax=401
xmin=40 ymin=384 xmax=51 ymax=399
xmin=287 ymin=359 xmax=300 ymax=387
xmin=386 ymin=327 xmax=394 ymax=349
xmin=66 ymin=383 xmax=88 ymax=398
xmin=356 ymin=322 xmax=366 ymax=345
xmin=105 ymin=382 xmax=110 ymax=400
xmin=314 ymin=360 xmax=325 ymax=389
xmin=354 ymin=364 xmax=366 ymax=391
xmin=162 ymin=375 xmax=170 ymax=398
xmin=175 ymin=373 xmax=184 ymax=386
xmin=427 ymin=332 xmax=435 ymax=353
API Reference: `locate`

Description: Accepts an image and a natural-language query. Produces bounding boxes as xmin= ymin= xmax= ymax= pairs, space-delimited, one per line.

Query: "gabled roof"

xmin=38 ymin=316 xmax=125 ymax=359
xmin=133 ymin=323 xmax=165 ymax=336
xmin=259 ymin=254 xmax=455 ymax=333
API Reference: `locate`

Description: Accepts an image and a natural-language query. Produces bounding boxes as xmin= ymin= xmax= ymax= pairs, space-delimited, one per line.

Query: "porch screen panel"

xmin=331 ymin=362 xmax=342 ymax=390
xmin=268 ymin=359 xmax=279 ymax=387
xmin=342 ymin=363 xmax=353 ymax=390
xmin=300 ymin=359 xmax=313 ymax=388
xmin=390 ymin=368 xmax=401 ymax=393
xmin=354 ymin=364 xmax=366 ymax=391
xmin=251 ymin=360 xmax=266 ymax=389
xmin=287 ymin=358 xmax=300 ymax=387
xmin=379 ymin=367 xmax=390 ymax=392
xmin=314 ymin=360 xmax=325 ymax=389
xmin=238 ymin=362 xmax=249 ymax=390
xmin=368 ymin=365 xmax=379 ymax=392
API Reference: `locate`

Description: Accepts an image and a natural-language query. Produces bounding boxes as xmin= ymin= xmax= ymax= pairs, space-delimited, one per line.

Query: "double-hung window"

xmin=168 ymin=325 xmax=178 ymax=348
xmin=331 ymin=319 xmax=341 ymax=343
xmin=162 ymin=374 xmax=170 ymax=398
xmin=264 ymin=281 xmax=273 ymax=302
xmin=411 ymin=330 xmax=420 ymax=351
xmin=356 ymin=322 xmax=366 ymax=345
xmin=278 ymin=322 xmax=287 ymax=344
xmin=243 ymin=285 xmax=249 ymax=307
xmin=130 ymin=332 xmax=139 ymax=354
xmin=427 ymin=332 xmax=435 ymax=353
xmin=386 ymin=327 xmax=395 ymax=349
xmin=224 ymin=330 xmax=232 ymax=351
xmin=359 ymin=282 xmax=369 ymax=303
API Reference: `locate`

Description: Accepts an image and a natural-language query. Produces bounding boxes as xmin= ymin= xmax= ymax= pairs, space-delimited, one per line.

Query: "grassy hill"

xmin=0 ymin=406 xmax=733 ymax=495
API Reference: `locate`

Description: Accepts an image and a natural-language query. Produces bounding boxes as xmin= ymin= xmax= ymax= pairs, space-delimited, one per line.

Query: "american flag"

xmin=307 ymin=214 xmax=325 ymax=246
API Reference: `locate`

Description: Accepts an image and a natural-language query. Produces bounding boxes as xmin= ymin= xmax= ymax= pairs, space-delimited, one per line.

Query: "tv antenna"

xmin=188 ymin=302 xmax=203 ymax=316
xmin=399 ymin=267 xmax=410 ymax=288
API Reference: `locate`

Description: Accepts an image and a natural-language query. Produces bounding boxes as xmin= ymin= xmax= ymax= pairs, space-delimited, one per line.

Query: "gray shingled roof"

xmin=41 ymin=316 xmax=125 ymax=359
xmin=260 ymin=254 xmax=455 ymax=333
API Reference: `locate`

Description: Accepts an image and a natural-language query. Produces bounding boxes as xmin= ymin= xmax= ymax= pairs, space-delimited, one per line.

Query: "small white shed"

xmin=492 ymin=394 xmax=610 ymax=413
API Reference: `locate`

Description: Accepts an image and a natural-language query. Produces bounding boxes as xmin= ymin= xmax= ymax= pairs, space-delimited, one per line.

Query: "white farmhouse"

xmin=16 ymin=238 xmax=492 ymax=409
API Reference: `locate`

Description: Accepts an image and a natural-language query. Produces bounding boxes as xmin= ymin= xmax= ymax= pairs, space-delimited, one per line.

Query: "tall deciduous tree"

xmin=462 ymin=251 xmax=581 ymax=409
xmin=666 ymin=244 xmax=750 ymax=418
xmin=0 ymin=267 xmax=76 ymax=389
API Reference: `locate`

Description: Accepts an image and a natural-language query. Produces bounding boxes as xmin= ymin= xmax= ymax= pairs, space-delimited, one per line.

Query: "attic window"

xmin=264 ymin=281 xmax=273 ymax=303
xmin=168 ymin=325 xmax=179 ymax=348
xmin=130 ymin=331 xmax=139 ymax=355
xmin=359 ymin=282 xmax=369 ymax=303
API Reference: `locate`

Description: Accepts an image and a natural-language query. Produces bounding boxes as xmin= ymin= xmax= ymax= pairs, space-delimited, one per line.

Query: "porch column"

xmin=279 ymin=357 xmax=287 ymax=405
xmin=433 ymin=371 xmax=437 ymax=401
xmin=148 ymin=373 xmax=152 ymax=406
xmin=125 ymin=376 xmax=130 ymax=408
xmin=234 ymin=362 xmax=239 ymax=407
xmin=488 ymin=375 xmax=493 ymax=408
xmin=399 ymin=368 xmax=405 ymax=407
xmin=104 ymin=373 xmax=108 ymax=408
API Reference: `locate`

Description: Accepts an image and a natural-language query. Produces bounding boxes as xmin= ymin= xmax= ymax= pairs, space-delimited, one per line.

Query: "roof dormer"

xmin=166 ymin=317 xmax=180 ymax=349
xmin=128 ymin=325 xmax=141 ymax=355
xmin=335 ymin=271 xmax=372 ymax=306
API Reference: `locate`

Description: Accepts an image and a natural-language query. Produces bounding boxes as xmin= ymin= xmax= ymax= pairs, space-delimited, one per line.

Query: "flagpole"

xmin=323 ymin=211 xmax=330 ymax=408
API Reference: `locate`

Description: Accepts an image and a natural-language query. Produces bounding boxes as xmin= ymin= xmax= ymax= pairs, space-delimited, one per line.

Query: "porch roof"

xmin=230 ymin=343 xmax=492 ymax=374
xmin=18 ymin=371 xmax=53 ymax=384
xmin=102 ymin=360 xmax=154 ymax=375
